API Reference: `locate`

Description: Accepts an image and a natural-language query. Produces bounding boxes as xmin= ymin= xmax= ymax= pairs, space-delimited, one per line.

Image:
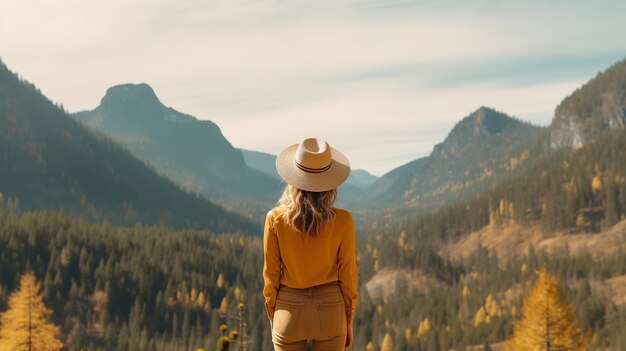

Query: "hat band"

xmin=295 ymin=160 xmax=332 ymax=173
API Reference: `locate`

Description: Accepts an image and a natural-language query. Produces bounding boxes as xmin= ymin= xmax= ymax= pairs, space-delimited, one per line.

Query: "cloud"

xmin=212 ymin=77 xmax=585 ymax=175
xmin=1 ymin=0 xmax=625 ymax=175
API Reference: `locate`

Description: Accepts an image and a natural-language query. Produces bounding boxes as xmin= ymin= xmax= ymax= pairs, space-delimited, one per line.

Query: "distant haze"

xmin=1 ymin=0 xmax=625 ymax=175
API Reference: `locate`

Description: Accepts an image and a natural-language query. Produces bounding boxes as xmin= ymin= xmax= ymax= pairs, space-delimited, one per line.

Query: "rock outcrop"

xmin=550 ymin=59 xmax=626 ymax=149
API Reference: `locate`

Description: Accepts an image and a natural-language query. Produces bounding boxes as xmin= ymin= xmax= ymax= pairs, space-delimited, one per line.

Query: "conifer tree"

xmin=0 ymin=271 xmax=63 ymax=351
xmin=381 ymin=332 xmax=393 ymax=351
xmin=505 ymin=267 xmax=591 ymax=351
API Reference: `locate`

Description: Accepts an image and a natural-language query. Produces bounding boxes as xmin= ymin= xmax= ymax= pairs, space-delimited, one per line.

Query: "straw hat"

xmin=276 ymin=137 xmax=350 ymax=192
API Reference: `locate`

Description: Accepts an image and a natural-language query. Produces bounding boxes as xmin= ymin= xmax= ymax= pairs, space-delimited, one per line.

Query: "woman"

xmin=263 ymin=137 xmax=358 ymax=351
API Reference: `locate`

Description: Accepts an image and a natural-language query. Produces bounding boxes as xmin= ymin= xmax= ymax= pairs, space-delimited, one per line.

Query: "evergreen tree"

xmin=381 ymin=332 xmax=393 ymax=351
xmin=505 ymin=267 xmax=590 ymax=351
xmin=0 ymin=271 xmax=63 ymax=351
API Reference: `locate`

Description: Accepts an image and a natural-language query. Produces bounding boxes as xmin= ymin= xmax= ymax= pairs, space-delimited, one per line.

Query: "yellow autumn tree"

xmin=505 ymin=267 xmax=591 ymax=351
xmin=197 ymin=291 xmax=206 ymax=309
xmin=218 ymin=296 xmax=228 ymax=315
xmin=485 ymin=294 xmax=500 ymax=317
xmin=234 ymin=286 xmax=243 ymax=301
xmin=381 ymin=333 xmax=393 ymax=351
xmin=0 ymin=271 xmax=63 ymax=351
xmin=591 ymin=176 xmax=603 ymax=192
xmin=417 ymin=318 xmax=431 ymax=338
xmin=190 ymin=287 xmax=197 ymax=305
xmin=474 ymin=306 xmax=487 ymax=327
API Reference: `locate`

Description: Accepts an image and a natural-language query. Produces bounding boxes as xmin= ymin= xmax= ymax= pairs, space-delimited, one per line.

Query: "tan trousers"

xmin=271 ymin=281 xmax=347 ymax=351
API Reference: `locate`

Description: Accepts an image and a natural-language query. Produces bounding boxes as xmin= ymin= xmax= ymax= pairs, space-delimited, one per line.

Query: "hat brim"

xmin=275 ymin=143 xmax=351 ymax=192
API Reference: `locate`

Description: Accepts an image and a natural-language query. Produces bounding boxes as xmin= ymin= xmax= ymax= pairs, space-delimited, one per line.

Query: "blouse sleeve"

xmin=262 ymin=210 xmax=281 ymax=321
xmin=337 ymin=212 xmax=358 ymax=323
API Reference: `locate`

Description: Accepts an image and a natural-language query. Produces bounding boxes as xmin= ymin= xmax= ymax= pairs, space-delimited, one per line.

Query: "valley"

xmin=1 ymin=56 xmax=626 ymax=349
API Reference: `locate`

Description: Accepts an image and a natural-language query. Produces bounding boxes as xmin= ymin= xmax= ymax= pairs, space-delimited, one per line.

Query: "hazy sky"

xmin=1 ymin=0 xmax=625 ymax=175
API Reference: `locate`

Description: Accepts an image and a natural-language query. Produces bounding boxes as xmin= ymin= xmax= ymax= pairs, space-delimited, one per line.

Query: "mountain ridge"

xmin=0 ymin=59 xmax=256 ymax=233
xmin=391 ymin=56 xmax=626 ymax=251
xmin=75 ymin=83 xmax=281 ymax=214
xmin=359 ymin=106 xmax=544 ymax=211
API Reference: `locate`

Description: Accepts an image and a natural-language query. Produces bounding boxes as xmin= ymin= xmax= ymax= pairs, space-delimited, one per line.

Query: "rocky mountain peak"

xmin=74 ymin=83 xmax=280 ymax=204
xmin=470 ymin=106 xmax=521 ymax=135
xmin=437 ymin=107 xmax=527 ymax=152
xmin=87 ymin=83 xmax=196 ymax=126
xmin=101 ymin=83 xmax=162 ymax=109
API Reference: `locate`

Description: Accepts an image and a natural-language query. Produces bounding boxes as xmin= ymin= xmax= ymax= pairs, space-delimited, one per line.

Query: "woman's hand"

xmin=345 ymin=320 xmax=353 ymax=349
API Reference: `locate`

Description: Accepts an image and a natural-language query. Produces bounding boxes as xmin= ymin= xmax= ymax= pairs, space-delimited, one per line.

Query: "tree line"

xmin=2 ymin=205 xmax=626 ymax=349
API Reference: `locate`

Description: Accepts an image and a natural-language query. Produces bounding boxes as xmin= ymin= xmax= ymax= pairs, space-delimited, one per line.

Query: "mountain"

xmin=386 ymin=57 xmax=626 ymax=255
xmin=360 ymin=107 xmax=544 ymax=210
xmin=550 ymin=58 xmax=626 ymax=149
xmin=397 ymin=111 xmax=626 ymax=256
xmin=346 ymin=169 xmax=378 ymax=189
xmin=75 ymin=84 xmax=281 ymax=208
xmin=240 ymin=148 xmax=280 ymax=179
xmin=350 ymin=59 xmax=626 ymax=348
xmin=0 ymin=59 xmax=256 ymax=233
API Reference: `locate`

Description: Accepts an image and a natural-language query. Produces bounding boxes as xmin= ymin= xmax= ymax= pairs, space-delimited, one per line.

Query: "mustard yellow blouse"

xmin=262 ymin=206 xmax=358 ymax=323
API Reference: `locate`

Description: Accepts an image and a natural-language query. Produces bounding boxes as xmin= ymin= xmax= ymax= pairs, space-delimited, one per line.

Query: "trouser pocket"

xmin=273 ymin=299 xmax=303 ymax=342
xmin=317 ymin=301 xmax=346 ymax=339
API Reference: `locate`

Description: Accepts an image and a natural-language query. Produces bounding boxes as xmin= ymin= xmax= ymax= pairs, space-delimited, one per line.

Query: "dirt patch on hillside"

xmin=605 ymin=274 xmax=626 ymax=306
xmin=443 ymin=219 xmax=626 ymax=264
xmin=365 ymin=267 xmax=447 ymax=302
xmin=537 ymin=222 xmax=626 ymax=257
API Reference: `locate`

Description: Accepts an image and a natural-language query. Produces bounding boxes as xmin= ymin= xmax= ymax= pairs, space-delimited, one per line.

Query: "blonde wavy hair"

xmin=278 ymin=184 xmax=337 ymax=237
